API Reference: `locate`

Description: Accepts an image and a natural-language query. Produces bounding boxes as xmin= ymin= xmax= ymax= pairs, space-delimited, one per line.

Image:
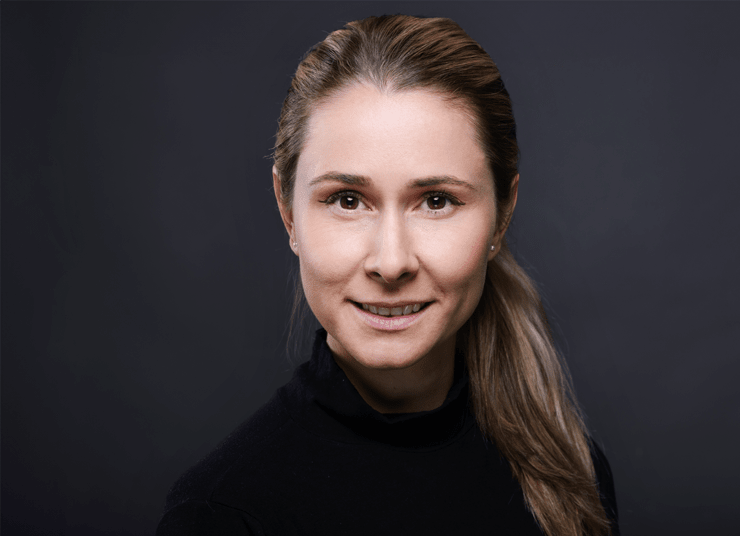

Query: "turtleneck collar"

xmin=279 ymin=329 xmax=474 ymax=450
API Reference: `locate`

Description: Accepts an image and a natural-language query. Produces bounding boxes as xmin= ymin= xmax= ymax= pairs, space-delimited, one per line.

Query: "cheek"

xmin=417 ymin=218 xmax=491 ymax=303
xmin=296 ymin=214 xmax=366 ymax=293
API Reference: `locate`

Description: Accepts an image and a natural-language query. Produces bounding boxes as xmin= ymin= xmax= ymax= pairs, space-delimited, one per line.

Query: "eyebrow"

xmin=308 ymin=172 xmax=478 ymax=191
xmin=308 ymin=172 xmax=370 ymax=187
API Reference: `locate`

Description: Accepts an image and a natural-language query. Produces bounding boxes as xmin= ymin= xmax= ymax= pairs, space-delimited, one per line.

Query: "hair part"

xmin=273 ymin=15 xmax=611 ymax=536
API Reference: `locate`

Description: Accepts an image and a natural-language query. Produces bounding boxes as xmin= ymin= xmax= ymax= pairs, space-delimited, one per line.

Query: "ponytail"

xmin=461 ymin=242 xmax=611 ymax=536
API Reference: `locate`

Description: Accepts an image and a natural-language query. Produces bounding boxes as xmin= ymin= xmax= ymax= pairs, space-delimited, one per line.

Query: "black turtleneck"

xmin=157 ymin=330 xmax=619 ymax=535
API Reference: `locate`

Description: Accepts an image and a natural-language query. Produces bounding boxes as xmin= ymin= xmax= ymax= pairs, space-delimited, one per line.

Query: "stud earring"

xmin=490 ymin=244 xmax=496 ymax=252
xmin=292 ymin=241 xmax=298 ymax=249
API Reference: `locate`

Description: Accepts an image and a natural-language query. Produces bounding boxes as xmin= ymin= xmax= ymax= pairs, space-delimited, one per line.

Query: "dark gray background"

xmin=3 ymin=2 xmax=739 ymax=535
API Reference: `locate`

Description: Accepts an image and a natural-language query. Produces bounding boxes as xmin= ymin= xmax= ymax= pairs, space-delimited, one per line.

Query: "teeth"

xmin=360 ymin=302 xmax=425 ymax=317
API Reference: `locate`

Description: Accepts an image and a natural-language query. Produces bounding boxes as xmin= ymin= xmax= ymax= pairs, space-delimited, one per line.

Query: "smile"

xmin=351 ymin=301 xmax=431 ymax=317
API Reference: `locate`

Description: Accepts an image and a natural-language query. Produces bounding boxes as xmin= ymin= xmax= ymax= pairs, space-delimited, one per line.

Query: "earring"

xmin=292 ymin=241 xmax=298 ymax=249
xmin=490 ymin=245 xmax=496 ymax=252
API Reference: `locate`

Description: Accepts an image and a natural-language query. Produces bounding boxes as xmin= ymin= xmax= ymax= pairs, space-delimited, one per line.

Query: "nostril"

xmin=372 ymin=270 xmax=412 ymax=284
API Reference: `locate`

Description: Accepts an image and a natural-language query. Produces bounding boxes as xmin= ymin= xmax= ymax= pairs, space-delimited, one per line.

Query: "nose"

xmin=364 ymin=211 xmax=419 ymax=284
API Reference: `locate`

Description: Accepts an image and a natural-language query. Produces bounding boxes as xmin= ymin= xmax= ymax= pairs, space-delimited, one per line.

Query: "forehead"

xmin=296 ymin=84 xmax=490 ymax=188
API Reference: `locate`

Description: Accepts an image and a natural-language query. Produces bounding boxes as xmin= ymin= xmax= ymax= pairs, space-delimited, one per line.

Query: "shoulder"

xmin=157 ymin=389 xmax=295 ymax=533
xmin=589 ymin=440 xmax=620 ymax=535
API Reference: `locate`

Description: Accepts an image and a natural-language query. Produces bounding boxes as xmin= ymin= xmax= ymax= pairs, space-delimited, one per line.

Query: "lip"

xmin=356 ymin=301 xmax=427 ymax=309
xmin=350 ymin=300 xmax=430 ymax=331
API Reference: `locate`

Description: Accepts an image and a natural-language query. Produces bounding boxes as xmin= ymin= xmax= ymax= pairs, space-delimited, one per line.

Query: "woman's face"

xmin=276 ymin=84 xmax=500 ymax=372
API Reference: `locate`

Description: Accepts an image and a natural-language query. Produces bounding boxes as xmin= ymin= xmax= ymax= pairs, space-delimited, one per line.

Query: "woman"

xmin=157 ymin=15 xmax=618 ymax=536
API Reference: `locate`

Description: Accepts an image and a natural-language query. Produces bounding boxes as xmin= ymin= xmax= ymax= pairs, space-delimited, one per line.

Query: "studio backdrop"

xmin=3 ymin=2 xmax=739 ymax=535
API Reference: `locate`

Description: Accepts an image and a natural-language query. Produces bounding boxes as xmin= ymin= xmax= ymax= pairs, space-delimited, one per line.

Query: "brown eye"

xmin=340 ymin=195 xmax=359 ymax=210
xmin=426 ymin=196 xmax=447 ymax=210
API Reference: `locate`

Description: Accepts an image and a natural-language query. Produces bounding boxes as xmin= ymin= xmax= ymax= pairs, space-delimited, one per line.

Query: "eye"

xmin=426 ymin=195 xmax=447 ymax=210
xmin=321 ymin=190 xmax=365 ymax=211
xmin=339 ymin=194 xmax=359 ymax=210
xmin=421 ymin=191 xmax=463 ymax=214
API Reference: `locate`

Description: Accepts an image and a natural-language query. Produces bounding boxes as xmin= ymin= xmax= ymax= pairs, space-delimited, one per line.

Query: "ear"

xmin=273 ymin=166 xmax=298 ymax=254
xmin=488 ymin=174 xmax=519 ymax=261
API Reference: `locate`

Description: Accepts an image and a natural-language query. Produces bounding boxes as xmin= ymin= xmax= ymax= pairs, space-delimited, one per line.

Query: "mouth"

xmin=350 ymin=300 xmax=432 ymax=317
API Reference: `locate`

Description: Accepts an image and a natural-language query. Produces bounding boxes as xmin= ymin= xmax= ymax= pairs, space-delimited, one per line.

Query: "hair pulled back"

xmin=273 ymin=15 xmax=611 ymax=536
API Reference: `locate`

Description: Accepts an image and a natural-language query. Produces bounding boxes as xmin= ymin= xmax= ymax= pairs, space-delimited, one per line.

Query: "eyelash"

xmin=423 ymin=191 xmax=465 ymax=210
xmin=320 ymin=190 xmax=464 ymax=212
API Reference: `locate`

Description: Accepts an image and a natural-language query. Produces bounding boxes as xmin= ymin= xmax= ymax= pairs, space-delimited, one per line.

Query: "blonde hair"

xmin=273 ymin=15 xmax=611 ymax=536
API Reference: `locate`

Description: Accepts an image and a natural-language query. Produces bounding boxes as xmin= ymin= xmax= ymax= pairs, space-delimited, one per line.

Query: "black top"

xmin=157 ymin=329 xmax=619 ymax=535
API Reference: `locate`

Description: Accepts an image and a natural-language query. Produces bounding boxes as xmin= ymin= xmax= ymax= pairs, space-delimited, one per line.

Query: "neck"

xmin=327 ymin=336 xmax=456 ymax=414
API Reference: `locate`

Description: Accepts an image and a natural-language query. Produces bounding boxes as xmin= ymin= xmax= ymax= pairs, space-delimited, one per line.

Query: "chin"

xmin=327 ymin=325 xmax=450 ymax=371
xmin=353 ymin=342 xmax=428 ymax=370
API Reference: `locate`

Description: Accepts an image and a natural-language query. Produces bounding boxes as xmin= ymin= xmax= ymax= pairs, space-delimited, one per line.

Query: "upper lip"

xmin=351 ymin=300 xmax=430 ymax=308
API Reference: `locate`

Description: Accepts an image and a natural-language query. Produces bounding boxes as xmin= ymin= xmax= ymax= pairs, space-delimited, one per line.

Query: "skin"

xmin=274 ymin=83 xmax=517 ymax=414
